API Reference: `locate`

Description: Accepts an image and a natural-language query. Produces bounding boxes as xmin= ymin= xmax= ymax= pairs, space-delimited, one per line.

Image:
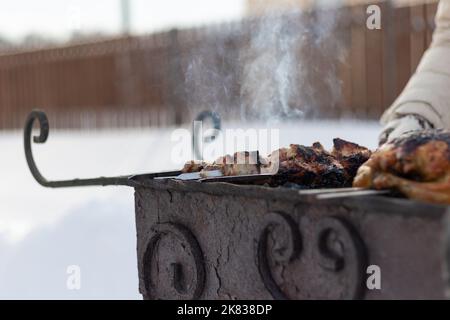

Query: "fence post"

xmin=167 ymin=29 xmax=185 ymax=126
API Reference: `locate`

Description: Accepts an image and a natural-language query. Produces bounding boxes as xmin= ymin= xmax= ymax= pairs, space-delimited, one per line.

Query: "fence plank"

xmin=350 ymin=4 xmax=367 ymax=119
xmin=365 ymin=2 xmax=385 ymax=119
xmin=410 ymin=4 xmax=427 ymax=73
xmin=395 ymin=5 xmax=412 ymax=96
xmin=426 ymin=1 xmax=438 ymax=46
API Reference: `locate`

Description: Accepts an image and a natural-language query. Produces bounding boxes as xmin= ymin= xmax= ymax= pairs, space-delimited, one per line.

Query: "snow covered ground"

xmin=0 ymin=120 xmax=380 ymax=299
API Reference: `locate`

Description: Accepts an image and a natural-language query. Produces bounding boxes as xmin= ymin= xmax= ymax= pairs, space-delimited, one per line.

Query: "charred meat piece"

xmin=353 ymin=130 xmax=450 ymax=204
xmin=274 ymin=142 xmax=348 ymax=188
xmin=332 ymin=138 xmax=372 ymax=178
xmin=271 ymin=140 xmax=370 ymax=188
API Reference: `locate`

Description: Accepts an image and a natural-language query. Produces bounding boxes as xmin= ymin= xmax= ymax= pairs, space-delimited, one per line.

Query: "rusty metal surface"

xmin=134 ymin=180 xmax=450 ymax=300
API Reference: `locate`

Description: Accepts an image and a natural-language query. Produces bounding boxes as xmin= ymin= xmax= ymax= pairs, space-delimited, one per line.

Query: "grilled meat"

xmin=353 ymin=130 xmax=450 ymax=204
xmin=182 ymin=138 xmax=371 ymax=188
xmin=182 ymin=160 xmax=207 ymax=173
xmin=332 ymin=138 xmax=372 ymax=178
xmin=182 ymin=152 xmax=261 ymax=177
xmin=213 ymin=151 xmax=261 ymax=176
xmin=272 ymin=142 xmax=347 ymax=187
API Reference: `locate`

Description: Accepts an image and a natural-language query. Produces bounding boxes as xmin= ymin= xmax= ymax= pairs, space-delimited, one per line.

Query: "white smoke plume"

xmin=184 ymin=30 xmax=240 ymax=120
xmin=183 ymin=4 xmax=347 ymax=124
xmin=240 ymin=5 xmax=347 ymax=123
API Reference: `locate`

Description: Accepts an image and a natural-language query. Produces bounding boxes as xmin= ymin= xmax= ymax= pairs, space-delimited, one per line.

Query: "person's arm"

xmin=379 ymin=1 xmax=450 ymax=145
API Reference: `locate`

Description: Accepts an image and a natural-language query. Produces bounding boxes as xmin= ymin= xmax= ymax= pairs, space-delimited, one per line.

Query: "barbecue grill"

xmin=24 ymin=110 xmax=450 ymax=299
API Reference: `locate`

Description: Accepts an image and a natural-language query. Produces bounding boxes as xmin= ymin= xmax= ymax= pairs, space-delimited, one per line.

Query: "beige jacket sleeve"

xmin=381 ymin=1 xmax=450 ymax=128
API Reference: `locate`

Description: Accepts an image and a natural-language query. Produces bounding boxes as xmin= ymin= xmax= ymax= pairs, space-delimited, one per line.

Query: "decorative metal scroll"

xmin=24 ymin=110 xmax=133 ymax=188
xmin=142 ymin=222 xmax=206 ymax=300
xmin=257 ymin=212 xmax=302 ymax=300
xmin=25 ymin=109 xmax=221 ymax=188
xmin=192 ymin=110 xmax=221 ymax=160
xmin=257 ymin=213 xmax=368 ymax=300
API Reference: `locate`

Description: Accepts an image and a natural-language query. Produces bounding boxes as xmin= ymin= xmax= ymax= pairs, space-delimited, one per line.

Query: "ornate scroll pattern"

xmin=258 ymin=213 xmax=368 ymax=300
xmin=315 ymin=217 xmax=368 ymax=299
xmin=257 ymin=212 xmax=302 ymax=300
xmin=142 ymin=223 xmax=206 ymax=300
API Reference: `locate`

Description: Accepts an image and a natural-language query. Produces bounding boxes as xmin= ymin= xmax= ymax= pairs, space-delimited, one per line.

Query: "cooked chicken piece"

xmin=261 ymin=147 xmax=288 ymax=174
xmin=353 ymin=130 xmax=450 ymax=204
xmin=275 ymin=142 xmax=346 ymax=187
xmin=213 ymin=151 xmax=261 ymax=176
xmin=182 ymin=160 xmax=207 ymax=173
xmin=272 ymin=140 xmax=370 ymax=188
xmin=332 ymin=138 xmax=372 ymax=178
xmin=183 ymin=152 xmax=261 ymax=176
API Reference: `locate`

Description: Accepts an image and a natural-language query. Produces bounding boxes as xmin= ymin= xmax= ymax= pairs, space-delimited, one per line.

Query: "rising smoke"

xmin=240 ymin=6 xmax=347 ymax=122
xmin=184 ymin=4 xmax=347 ymax=124
xmin=184 ymin=29 xmax=241 ymax=120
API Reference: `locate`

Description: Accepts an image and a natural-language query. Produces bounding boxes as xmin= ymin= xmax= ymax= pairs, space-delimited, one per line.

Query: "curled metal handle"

xmin=24 ymin=110 xmax=133 ymax=188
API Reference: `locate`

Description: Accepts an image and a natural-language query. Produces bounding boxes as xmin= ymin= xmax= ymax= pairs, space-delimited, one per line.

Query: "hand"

xmin=379 ymin=114 xmax=434 ymax=146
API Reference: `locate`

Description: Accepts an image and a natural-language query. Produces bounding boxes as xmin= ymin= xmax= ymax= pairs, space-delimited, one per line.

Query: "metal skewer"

xmin=315 ymin=189 xmax=390 ymax=199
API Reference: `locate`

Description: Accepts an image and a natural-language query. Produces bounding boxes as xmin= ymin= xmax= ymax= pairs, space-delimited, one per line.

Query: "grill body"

xmin=134 ymin=179 xmax=450 ymax=300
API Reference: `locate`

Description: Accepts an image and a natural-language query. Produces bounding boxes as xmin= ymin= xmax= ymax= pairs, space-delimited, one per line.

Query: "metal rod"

xmin=315 ymin=189 xmax=390 ymax=200
xmin=199 ymin=173 xmax=273 ymax=183
xmin=24 ymin=110 xmax=134 ymax=188
xmin=298 ymin=187 xmax=367 ymax=195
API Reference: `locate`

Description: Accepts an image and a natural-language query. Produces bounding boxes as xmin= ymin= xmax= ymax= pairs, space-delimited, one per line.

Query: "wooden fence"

xmin=0 ymin=0 xmax=439 ymax=129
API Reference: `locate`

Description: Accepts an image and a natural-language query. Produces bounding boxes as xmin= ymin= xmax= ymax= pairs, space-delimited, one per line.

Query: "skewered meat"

xmin=270 ymin=139 xmax=371 ymax=187
xmin=182 ymin=160 xmax=208 ymax=173
xmin=271 ymin=142 xmax=347 ymax=187
xmin=353 ymin=130 xmax=450 ymax=204
xmin=182 ymin=152 xmax=261 ymax=177
xmin=332 ymin=138 xmax=372 ymax=179
xmin=182 ymin=138 xmax=371 ymax=188
xmin=213 ymin=151 xmax=261 ymax=176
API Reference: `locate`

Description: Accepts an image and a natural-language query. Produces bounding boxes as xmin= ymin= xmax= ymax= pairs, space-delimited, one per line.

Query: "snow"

xmin=0 ymin=120 xmax=380 ymax=299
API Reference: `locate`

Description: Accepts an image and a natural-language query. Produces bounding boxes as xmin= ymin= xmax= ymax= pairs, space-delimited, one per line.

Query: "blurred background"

xmin=0 ymin=0 xmax=438 ymax=298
